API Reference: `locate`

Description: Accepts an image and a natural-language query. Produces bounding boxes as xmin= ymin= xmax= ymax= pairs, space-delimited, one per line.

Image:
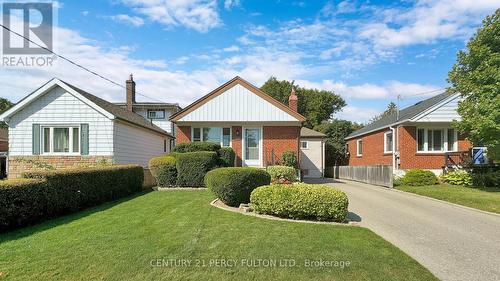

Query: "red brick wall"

xmin=176 ymin=126 xmax=191 ymax=144
xmin=347 ymin=128 xmax=392 ymax=166
xmin=263 ymin=126 xmax=300 ymax=166
xmin=399 ymin=126 xmax=472 ymax=169
xmin=232 ymin=126 xmax=242 ymax=166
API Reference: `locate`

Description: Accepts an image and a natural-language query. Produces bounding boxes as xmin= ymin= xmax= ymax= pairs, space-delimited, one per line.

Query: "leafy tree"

xmin=0 ymin=98 xmax=13 ymax=129
xmin=261 ymin=77 xmax=346 ymax=128
xmin=448 ymin=9 xmax=500 ymax=160
xmin=314 ymin=119 xmax=363 ymax=166
xmin=369 ymin=102 xmax=397 ymax=124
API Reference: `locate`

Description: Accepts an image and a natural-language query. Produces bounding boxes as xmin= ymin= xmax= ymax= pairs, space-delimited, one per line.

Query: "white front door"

xmin=242 ymin=127 xmax=261 ymax=166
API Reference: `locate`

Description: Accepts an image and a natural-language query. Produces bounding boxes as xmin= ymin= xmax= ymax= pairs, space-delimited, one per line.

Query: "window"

xmin=222 ymin=128 xmax=231 ymax=147
xmin=41 ymin=126 xmax=80 ymax=154
xmin=356 ymin=139 xmax=363 ymax=156
xmin=192 ymin=127 xmax=231 ymax=147
xmin=384 ymin=131 xmax=393 ymax=153
xmin=300 ymin=141 xmax=308 ymax=149
xmin=163 ymin=139 xmax=167 ymax=152
xmin=417 ymin=128 xmax=457 ymax=152
xmin=147 ymin=110 xmax=165 ymax=119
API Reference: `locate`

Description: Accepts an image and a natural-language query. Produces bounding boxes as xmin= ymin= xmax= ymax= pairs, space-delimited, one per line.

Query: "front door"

xmin=243 ymin=128 xmax=261 ymax=166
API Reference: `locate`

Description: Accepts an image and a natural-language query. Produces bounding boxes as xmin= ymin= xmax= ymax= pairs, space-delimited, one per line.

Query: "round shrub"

xmin=266 ymin=165 xmax=297 ymax=184
xmin=173 ymin=142 xmax=221 ymax=153
xmin=400 ymin=169 xmax=438 ymax=186
xmin=250 ymin=184 xmax=348 ymax=222
xmin=441 ymin=170 xmax=472 ymax=186
xmin=281 ymin=151 xmax=297 ymax=167
xmin=205 ymin=167 xmax=271 ymax=207
xmin=149 ymin=155 xmax=177 ymax=187
xmin=218 ymin=147 xmax=236 ymax=167
xmin=176 ymin=151 xmax=218 ymax=187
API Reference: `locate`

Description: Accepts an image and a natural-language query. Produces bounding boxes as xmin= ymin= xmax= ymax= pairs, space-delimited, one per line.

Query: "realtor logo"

xmin=2 ymin=2 xmax=53 ymax=55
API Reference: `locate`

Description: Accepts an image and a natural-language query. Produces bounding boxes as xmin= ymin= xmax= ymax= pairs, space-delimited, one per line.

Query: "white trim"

xmin=40 ymin=124 xmax=81 ymax=156
xmin=356 ymin=139 xmax=363 ymax=157
xmin=416 ymin=127 xmax=458 ymax=153
xmin=242 ymin=126 xmax=263 ymax=167
xmin=190 ymin=126 xmax=232 ymax=147
xmin=0 ymin=79 xmax=115 ymax=122
xmin=384 ymin=131 xmax=393 ymax=153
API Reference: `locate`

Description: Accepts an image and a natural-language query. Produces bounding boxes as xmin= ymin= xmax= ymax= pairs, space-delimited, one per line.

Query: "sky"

xmin=0 ymin=0 xmax=499 ymax=123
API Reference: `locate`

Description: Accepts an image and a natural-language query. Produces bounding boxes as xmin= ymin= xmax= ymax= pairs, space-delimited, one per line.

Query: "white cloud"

xmin=110 ymin=14 xmax=145 ymax=27
xmin=223 ymin=45 xmax=239 ymax=52
xmin=120 ymin=0 xmax=221 ymax=32
xmin=335 ymin=106 xmax=381 ymax=123
xmin=224 ymin=0 xmax=240 ymax=10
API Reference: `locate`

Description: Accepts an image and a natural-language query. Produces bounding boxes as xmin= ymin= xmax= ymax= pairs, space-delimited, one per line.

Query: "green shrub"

xmin=281 ymin=151 xmax=297 ymax=167
xmin=250 ymin=184 xmax=348 ymax=222
xmin=175 ymin=151 xmax=218 ymax=187
xmin=205 ymin=167 xmax=271 ymax=207
xmin=0 ymin=179 xmax=47 ymax=232
xmin=1 ymin=165 xmax=143 ymax=233
xmin=218 ymin=147 xmax=236 ymax=167
xmin=173 ymin=142 xmax=221 ymax=153
xmin=400 ymin=169 xmax=438 ymax=186
xmin=471 ymin=168 xmax=500 ymax=187
xmin=441 ymin=170 xmax=473 ymax=186
xmin=267 ymin=165 xmax=297 ymax=184
xmin=149 ymin=155 xmax=177 ymax=187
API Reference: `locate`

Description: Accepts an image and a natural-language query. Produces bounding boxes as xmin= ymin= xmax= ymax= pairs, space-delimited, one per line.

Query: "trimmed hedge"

xmin=281 ymin=151 xmax=297 ymax=167
xmin=471 ymin=167 xmax=500 ymax=187
xmin=149 ymin=156 xmax=177 ymax=187
xmin=441 ymin=170 xmax=473 ymax=186
xmin=267 ymin=165 xmax=297 ymax=184
xmin=175 ymin=151 xmax=218 ymax=187
xmin=1 ymin=165 xmax=143 ymax=232
xmin=173 ymin=142 xmax=221 ymax=153
xmin=205 ymin=167 xmax=271 ymax=207
xmin=400 ymin=169 xmax=438 ymax=186
xmin=218 ymin=147 xmax=236 ymax=167
xmin=250 ymin=184 xmax=348 ymax=222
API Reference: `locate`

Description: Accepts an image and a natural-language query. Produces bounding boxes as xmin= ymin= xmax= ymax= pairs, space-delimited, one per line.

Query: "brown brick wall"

xmin=263 ymin=126 xmax=300 ymax=166
xmin=8 ymin=156 xmax=113 ymax=179
xmin=232 ymin=126 xmax=242 ymax=166
xmin=347 ymin=128 xmax=392 ymax=166
xmin=176 ymin=126 xmax=191 ymax=144
xmin=0 ymin=140 xmax=7 ymax=152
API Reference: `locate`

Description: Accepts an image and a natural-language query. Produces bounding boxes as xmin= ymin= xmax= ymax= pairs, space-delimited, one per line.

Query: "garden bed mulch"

xmin=211 ymin=198 xmax=358 ymax=226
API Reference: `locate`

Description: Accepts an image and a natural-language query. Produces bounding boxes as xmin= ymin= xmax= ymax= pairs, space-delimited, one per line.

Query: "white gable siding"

xmin=179 ymin=84 xmax=298 ymax=122
xmin=413 ymin=95 xmax=463 ymax=122
xmin=134 ymin=108 xmax=174 ymax=134
xmin=8 ymin=86 xmax=113 ymax=156
xmin=113 ymin=121 xmax=168 ymax=167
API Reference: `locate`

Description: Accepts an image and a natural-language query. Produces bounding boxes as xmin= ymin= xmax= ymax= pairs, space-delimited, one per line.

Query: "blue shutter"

xmin=80 ymin=124 xmax=89 ymax=155
xmin=32 ymin=124 xmax=40 ymax=155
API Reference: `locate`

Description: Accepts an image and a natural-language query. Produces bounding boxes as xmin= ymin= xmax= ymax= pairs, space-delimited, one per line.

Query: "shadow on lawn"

xmin=0 ymin=190 xmax=150 ymax=243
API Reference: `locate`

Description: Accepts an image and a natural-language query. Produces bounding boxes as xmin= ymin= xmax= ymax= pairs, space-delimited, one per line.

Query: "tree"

xmin=448 ymin=9 xmax=500 ymax=160
xmin=0 ymin=98 xmax=13 ymax=128
xmin=314 ymin=119 xmax=363 ymax=166
xmin=369 ymin=102 xmax=397 ymax=123
xmin=261 ymin=77 xmax=346 ymax=128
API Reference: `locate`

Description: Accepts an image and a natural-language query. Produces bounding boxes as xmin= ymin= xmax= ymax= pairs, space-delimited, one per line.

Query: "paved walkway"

xmin=306 ymin=179 xmax=500 ymax=281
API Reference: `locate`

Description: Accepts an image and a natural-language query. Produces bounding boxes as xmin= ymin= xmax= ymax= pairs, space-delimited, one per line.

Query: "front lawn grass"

xmin=0 ymin=190 xmax=436 ymax=281
xmin=398 ymin=184 xmax=500 ymax=214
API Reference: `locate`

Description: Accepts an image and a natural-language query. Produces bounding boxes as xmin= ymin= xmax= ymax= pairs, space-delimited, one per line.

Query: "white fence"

xmin=334 ymin=165 xmax=393 ymax=187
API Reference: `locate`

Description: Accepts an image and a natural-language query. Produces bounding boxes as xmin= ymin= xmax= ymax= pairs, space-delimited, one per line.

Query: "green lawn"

xmin=0 ymin=190 xmax=436 ymax=281
xmin=398 ymin=184 xmax=500 ymax=214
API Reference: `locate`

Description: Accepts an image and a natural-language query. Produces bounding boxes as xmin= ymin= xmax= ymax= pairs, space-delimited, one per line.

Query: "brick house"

xmin=0 ymin=77 xmax=174 ymax=178
xmin=345 ymin=92 xmax=473 ymax=174
xmin=170 ymin=76 xmax=326 ymax=176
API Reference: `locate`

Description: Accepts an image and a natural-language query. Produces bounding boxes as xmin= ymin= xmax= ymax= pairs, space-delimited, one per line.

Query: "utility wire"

xmin=0 ymin=23 xmax=167 ymax=104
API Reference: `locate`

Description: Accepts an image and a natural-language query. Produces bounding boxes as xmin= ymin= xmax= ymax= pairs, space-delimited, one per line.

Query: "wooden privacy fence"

xmin=334 ymin=165 xmax=393 ymax=187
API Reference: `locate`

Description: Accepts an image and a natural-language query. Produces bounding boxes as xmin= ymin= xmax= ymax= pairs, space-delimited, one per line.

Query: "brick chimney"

xmin=126 ymin=74 xmax=136 ymax=111
xmin=288 ymin=87 xmax=298 ymax=112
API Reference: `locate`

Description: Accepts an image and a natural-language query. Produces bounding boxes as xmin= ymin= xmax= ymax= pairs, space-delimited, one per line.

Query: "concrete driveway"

xmin=306 ymin=179 xmax=500 ymax=281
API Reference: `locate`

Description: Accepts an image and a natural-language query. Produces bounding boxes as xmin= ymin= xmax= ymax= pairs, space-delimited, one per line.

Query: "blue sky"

xmin=1 ymin=0 xmax=499 ymax=122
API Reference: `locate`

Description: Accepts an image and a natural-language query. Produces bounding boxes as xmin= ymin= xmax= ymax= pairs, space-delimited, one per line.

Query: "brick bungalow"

xmin=170 ymin=76 xmax=325 ymax=176
xmin=345 ymin=92 xmax=473 ymax=174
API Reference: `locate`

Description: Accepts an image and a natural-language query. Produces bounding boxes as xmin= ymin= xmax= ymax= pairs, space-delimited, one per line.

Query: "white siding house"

xmin=0 ymin=78 xmax=173 ymax=178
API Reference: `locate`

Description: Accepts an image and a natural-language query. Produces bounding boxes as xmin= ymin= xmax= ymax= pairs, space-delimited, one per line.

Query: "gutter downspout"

xmin=390 ymin=126 xmax=396 ymax=171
